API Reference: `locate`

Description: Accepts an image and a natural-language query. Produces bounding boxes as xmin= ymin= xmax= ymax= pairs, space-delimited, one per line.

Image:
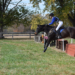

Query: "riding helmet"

xmin=49 ymin=13 xmax=54 ymax=16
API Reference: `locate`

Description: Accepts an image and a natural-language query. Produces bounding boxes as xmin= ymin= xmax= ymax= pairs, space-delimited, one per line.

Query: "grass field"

xmin=0 ymin=39 xmax=75 ymax=75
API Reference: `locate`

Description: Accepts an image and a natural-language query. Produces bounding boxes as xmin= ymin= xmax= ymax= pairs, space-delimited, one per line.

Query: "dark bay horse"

xmin=35 ymin=24 xmax=55 ymax=52
xmin=35 ymin=24 xmax=75 ymax=52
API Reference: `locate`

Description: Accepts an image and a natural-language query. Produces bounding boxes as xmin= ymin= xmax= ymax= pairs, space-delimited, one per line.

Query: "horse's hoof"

xmin=43 ymin=48 xmax=47 ymax=52
xmin=43 ymin=50 xmax=46 ymax=52
xmin=43 ymin=51 xmax=45 ymax=52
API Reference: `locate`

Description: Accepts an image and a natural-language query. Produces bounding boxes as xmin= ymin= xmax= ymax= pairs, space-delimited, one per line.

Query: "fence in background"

xmin=0 ymin=32 xmax=35 ymax=40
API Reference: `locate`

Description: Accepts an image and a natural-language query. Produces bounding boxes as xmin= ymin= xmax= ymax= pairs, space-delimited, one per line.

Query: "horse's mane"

xmin=38 ymin=24 xmax=55 ymax=28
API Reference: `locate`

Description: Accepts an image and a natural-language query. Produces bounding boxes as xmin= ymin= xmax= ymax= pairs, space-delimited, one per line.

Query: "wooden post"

xmin=29 ymin=32 xmax=31 ymax=39
xmin=71 ymin=38 xmax=73 ymax=43
xmin=34 ymin=36 xmax=35 ymax=41
xmin=62 ymin=39 xmax=64 ymax=51
xmin=38 ymin=36 xmax=40 ymax=42
xmin=12 ymin=34 xmax=13 ymax=40
xmin=44 ymin=32 xmax=46 ymax=43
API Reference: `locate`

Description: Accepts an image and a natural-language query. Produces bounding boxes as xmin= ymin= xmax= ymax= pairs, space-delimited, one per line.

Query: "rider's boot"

xmin=55 ymin=30 xmax=62 ymax=39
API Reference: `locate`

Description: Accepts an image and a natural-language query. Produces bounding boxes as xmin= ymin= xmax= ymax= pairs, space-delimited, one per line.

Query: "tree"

xmin=30 ymin=0 xmax=75 ymax=27
xmin=0 ymin=0 xmax=33 ymax=38
xmin=31 ymin=14 xmax=49 ymax=30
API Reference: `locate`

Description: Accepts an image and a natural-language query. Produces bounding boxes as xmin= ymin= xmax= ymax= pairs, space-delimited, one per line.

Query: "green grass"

xmin=0 ymin=39 xmax=75 ymax=75
xmin=64 ymin=38 xmax=75 ymax=44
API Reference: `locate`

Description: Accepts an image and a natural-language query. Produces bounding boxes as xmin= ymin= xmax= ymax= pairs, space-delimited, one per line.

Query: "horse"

xmin=35 ymin=24 xmax=75 ymax=52
xmin=35 ymin=24 xmax=55 ymax=52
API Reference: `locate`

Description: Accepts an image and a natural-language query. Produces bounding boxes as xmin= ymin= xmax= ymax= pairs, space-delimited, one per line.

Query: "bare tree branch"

xmin=10 ymin=0 xmax=22 ymax=10
xmin=5 ymin=0 xmax=12 ymax=11
xmin=7 ymin=0 xmax=22 ymax=15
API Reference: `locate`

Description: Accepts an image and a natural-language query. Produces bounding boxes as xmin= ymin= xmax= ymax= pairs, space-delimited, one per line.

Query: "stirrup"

xmin=55 ymin=36 xmax=58 ymax=39
xmin=58 ymin=36 xmax=62 ymax=39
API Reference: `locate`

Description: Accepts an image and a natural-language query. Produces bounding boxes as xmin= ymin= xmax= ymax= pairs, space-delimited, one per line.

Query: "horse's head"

xmin=35 ymin=24 xmax=54 ymax=35
xmin=35 ymin=25 xmax=45 ymax=35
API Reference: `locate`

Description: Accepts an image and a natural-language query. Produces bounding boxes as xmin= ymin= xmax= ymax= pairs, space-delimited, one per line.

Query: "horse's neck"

xmin=44 ymin=30 xmax=49 ymax=35
xmin=44 ymin=27 xmax=52 ymax=32
xmin=43 ymin=25 xmax=54 ymax=35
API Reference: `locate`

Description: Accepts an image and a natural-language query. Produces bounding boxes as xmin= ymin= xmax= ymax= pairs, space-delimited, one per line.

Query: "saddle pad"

xmin=60 ymin=29 xmax=64 ymax=33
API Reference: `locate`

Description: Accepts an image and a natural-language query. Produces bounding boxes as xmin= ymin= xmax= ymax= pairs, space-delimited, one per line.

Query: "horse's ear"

xmin=37 ymin=25 xmax=40 ymax=27
xmin=37 ymin=25 xmax=40 ymax=26
xmin=45 ymin=24 xmax=48 ymax=27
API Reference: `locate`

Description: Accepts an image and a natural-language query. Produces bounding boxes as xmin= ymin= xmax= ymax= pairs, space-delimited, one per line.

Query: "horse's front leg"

xmin=43 ymin=39 xmax=50 ymax=52
xmin=44 ymin=39 xmax=47 ymax=49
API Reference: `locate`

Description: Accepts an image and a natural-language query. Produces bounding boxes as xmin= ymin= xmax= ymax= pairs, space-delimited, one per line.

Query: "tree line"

xmin=0 ymin=0 xmax=75 ymax=38
xmin=30 ymin=0 xmax=75 ymax=26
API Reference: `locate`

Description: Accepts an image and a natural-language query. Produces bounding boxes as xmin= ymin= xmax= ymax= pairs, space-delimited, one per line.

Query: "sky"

xmin=9 ymin=0 xmax=49 ymax=16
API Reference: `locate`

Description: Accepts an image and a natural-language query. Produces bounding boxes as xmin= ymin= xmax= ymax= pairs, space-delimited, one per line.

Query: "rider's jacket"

xmin=49 ymin=17 xmax=60 ymax=25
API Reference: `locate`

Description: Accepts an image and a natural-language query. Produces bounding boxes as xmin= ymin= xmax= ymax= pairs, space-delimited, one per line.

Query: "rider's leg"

xmin=56 ymin=30 xmax=61 ymax=38
xmin=56 ymin=21 xmax=63 ymax=39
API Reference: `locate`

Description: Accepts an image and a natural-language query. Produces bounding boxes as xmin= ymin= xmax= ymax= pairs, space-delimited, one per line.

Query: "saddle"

xmin=59 ymin=26 xmax=65 ymax=30
xmin=59 ymin=26 xmax=65 ymax=33
xmin=44 ymin=26 xmax=65 ymax=39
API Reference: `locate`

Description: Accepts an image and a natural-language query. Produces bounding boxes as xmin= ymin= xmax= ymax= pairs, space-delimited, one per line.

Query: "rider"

xmin=48 ymin=13 xmax=63 ymax=39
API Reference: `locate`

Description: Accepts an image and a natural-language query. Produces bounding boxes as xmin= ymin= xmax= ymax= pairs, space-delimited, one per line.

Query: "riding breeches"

xmin=56 ymin=21 xmax=63 ymax=31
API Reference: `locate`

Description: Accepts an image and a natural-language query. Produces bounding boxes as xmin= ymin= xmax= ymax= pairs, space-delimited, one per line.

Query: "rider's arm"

xmin=49 ymin=17 xmax=56 ymax=25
